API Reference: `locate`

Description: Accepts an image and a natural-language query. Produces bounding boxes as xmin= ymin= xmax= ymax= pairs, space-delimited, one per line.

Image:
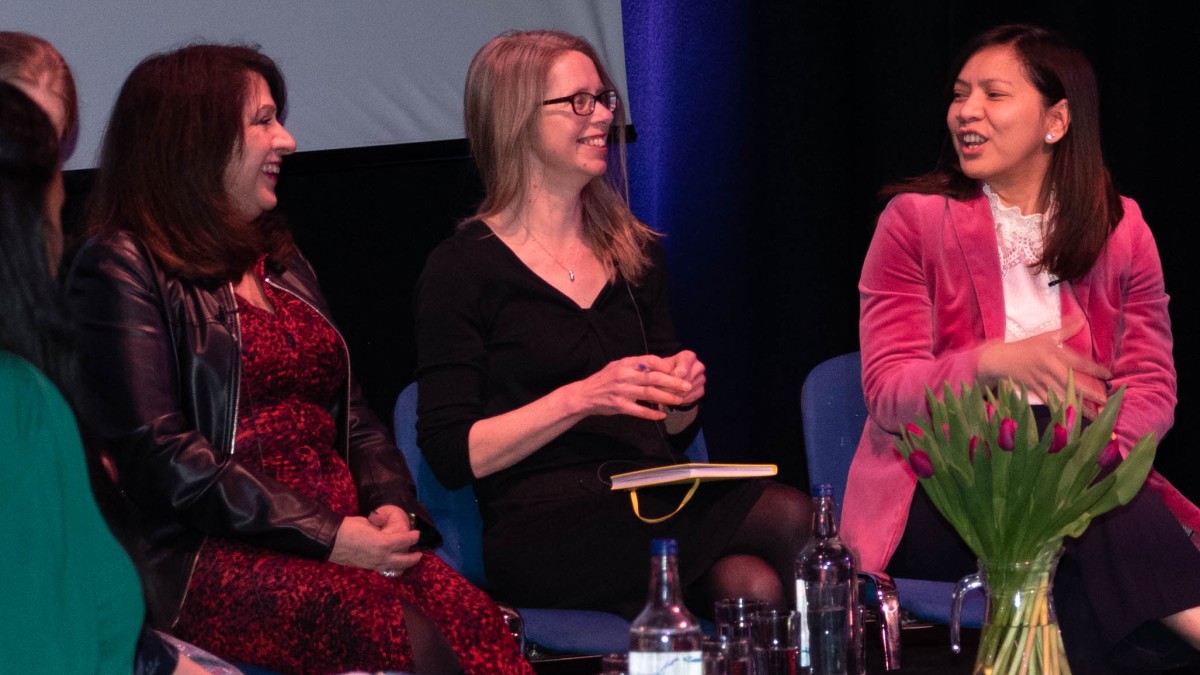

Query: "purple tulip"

xmin=906 ymin=423 xmax=924 ymax=439
xmin=986 ymin=402 xmax=995 ymax=423
xmin=942 ymin=423 xmax=951 ymax=441
xmin=909 ymin=449 xmax=934 ymax=478
xmin=998 ymin=418 xmax=1017 ymax=451
xmin=1098 ymin=437 xmax=1121 ymax=472
xmin=1065 ymin=405 xmax=1077 ymax=432
xmin=968 ymin=436 xmax=979 ymax=463
xmin=1049 ymin=423 xmax=1068 ymax=454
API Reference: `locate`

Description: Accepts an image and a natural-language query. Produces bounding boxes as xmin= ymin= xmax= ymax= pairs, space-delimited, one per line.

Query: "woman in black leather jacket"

xmin=66 ymin=43 xmax=532 ymax=675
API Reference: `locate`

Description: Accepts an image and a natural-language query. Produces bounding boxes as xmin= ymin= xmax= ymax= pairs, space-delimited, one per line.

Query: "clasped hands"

xmin=328 ymin=504 xmax=421 ymax=577
xmin=575 ymin=350 xmax=705 ymax=420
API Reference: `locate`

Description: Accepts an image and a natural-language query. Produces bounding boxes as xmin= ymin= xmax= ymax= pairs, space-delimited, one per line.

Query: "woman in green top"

xmin=0 ymin=45 xmax=213 ymax=671
xmin=0 ymin=74 xmax=145 ymax=673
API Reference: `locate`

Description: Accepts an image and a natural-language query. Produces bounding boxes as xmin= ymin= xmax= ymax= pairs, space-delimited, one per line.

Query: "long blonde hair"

xmin=463 ymin=29 xmax=658 ymax=284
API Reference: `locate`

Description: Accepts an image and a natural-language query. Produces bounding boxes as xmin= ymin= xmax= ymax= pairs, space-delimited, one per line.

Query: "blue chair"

xmin=394 ymin=381 xmax=711 ymax=657
xmin=800 ymin=352 xmax=985 ymax=668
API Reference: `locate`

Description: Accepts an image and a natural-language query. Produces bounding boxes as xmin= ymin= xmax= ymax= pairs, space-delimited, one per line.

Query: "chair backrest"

xmin=394 ymin=381 xmax=710 ymax=589
xmin=393 ymin=381 xmax=488 ymax=587
xmin=800 ymin=351 xmax=866 ymax=511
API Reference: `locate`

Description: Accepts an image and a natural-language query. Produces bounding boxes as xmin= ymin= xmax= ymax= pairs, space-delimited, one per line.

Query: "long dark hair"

xmin=87 ymin=43 xmax=294 ymax=284
xmin=882 ymin=24 xmax=1121 ymax=282
xmin=0 ymin=80 xmax=75 ymax=394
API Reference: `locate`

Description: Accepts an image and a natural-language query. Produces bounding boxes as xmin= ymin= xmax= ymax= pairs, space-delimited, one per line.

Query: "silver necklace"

xmin=525 ymin=227 xmax=579 ymax=282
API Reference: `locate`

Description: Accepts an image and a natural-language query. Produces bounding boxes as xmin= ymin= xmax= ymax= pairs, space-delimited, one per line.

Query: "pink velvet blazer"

xmin=842 ymin=190 xmax=1200 ymax=574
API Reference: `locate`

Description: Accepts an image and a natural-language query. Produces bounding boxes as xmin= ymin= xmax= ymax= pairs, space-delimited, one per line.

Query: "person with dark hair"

xmin=415 ymin=29 xmax=811 ymax=620
xmin=0 ymin=79 xmax=213 ymax=675
xmin=0 ymin=30 xmax=79 ymax=273
xmin=66 ymin=43 xmax=532 ymax=675
xmin=1 ymin=35 xmax=218 ymax=673
xmin=842 ymin=23 xmax=1200 ymax=671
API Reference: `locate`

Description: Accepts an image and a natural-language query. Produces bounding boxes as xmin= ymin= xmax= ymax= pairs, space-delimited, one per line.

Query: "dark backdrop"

xmin=61 ymin=2 xmax=1198 ymax=506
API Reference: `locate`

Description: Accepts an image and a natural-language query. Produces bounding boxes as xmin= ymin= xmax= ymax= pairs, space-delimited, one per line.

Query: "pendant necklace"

xmin=525 ymin=227 xmax=579 ymax=282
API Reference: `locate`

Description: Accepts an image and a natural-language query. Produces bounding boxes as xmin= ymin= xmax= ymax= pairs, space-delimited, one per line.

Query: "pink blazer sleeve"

xmin=858 ymin=193 xmax=997 ymax=431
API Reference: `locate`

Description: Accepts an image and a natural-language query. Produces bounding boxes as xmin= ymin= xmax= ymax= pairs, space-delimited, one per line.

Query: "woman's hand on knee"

xmin=329 ymin=515 xmax=422 ymax=575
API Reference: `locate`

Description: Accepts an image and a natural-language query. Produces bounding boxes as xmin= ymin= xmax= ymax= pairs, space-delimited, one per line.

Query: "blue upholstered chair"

xmin=393 ymin=380 xmax=710 ymax=657
xmin=799 ymin=351 xmax=985 ymax=669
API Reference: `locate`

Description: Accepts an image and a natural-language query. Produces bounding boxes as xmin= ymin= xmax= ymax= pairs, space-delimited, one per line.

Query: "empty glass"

xmin=701 ymin=635 xmax=754 ymax=675
xmin=714 ymin=597 xmax=770 ymax=643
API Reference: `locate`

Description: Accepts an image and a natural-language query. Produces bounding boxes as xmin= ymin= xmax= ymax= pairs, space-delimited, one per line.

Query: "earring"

xmin=1046 ymin=133 xmax=1054 ymax=141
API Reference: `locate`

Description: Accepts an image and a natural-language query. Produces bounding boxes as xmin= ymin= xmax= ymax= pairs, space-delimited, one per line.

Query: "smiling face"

xmin=948 ymin=44 xmax=1068 ymax=209
xmin=532 ymin=50 xmax=613 ymax=192
xmin=223 ymin=72 xmax=296 ymax=224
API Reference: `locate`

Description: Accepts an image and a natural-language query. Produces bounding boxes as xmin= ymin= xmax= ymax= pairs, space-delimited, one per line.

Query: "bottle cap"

xmin=651 ymin=538 xmax=678 ymax=557
xmin=815 ymin=483 xmax=834 ymax=498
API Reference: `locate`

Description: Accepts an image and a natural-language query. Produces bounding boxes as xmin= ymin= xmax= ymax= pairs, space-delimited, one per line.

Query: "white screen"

xmin=2 ymin=1 xmax=628 ymax=169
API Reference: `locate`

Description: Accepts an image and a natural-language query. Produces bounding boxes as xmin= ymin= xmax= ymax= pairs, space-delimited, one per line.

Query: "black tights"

xmin=691 ymin=482 xmax=813 ymax=616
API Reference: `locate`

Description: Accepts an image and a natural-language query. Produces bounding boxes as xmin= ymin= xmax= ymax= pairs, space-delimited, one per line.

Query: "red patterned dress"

xmin=173 ymin=261 xmax=532 ymax=675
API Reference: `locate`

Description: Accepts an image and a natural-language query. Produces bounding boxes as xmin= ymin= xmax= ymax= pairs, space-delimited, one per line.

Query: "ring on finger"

xmin=380 ymin=568 xmax=397 ymax=578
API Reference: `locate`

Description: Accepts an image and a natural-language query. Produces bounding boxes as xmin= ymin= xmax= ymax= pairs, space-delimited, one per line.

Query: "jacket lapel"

xmin=947 ymin=193 xmax=1007 ymax=341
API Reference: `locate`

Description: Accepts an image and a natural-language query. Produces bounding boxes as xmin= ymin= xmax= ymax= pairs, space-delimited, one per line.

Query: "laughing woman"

xmin=66 ymin=43 xmax=532 ymax=675
xmin=842 ymin=24 xmax=1200 ymax=673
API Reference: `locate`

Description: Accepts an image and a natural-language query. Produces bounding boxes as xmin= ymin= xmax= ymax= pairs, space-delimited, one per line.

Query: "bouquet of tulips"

xmin=894 ymin=374 xmax=1157 ymax=674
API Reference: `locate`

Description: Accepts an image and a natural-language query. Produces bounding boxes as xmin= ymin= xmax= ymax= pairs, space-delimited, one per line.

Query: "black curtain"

xmin=744 ymin=1 xmax=1199 ymax=501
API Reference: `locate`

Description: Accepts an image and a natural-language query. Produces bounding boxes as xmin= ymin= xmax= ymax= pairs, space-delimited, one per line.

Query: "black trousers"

xmin=888 ymin=481 xmax=1200 ymax=674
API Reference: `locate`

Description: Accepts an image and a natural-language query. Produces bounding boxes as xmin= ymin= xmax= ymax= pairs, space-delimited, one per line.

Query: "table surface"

xmin=528 ymin=620 xmax=981 ymax=675
xmin=527 ymin=619 xmax=1200 ymax=674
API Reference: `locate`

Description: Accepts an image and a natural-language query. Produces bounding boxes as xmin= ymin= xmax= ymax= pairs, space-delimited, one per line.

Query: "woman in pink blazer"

xmin=842 ymin=24 xmax=1200 ymax=671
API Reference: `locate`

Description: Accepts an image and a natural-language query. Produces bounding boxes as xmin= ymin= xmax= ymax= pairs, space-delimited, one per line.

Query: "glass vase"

xmin=970 ymin=546 xmax=1069 ymax=675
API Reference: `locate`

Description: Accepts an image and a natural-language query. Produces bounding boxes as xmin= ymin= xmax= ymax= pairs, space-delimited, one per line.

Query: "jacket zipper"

xmin=226 ymin=281 xmax=242 ymax=457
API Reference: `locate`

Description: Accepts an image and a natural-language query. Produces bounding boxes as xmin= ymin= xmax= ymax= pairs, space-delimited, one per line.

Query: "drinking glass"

xmin=702 ymin=636 xmax=754 ymax=675
xmin=750 ymin=609 xmax=801 ymax=675
xmin=714 ymin=597 xmax=770 ymax=643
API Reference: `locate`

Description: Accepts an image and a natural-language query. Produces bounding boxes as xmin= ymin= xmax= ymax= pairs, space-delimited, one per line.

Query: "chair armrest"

xmin=858 ymin=570 xmax=902 ymax=671
xmin=496 ymin=603 xmax=526 ymax=656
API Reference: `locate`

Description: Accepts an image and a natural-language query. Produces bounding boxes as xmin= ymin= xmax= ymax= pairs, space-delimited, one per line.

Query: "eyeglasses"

xmin=542 ymin=89 xmax=619 ymax=116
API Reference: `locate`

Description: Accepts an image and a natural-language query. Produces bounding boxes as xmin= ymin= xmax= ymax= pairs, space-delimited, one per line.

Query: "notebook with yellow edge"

xmin=609 ymin=462 xmax=778 ymax=490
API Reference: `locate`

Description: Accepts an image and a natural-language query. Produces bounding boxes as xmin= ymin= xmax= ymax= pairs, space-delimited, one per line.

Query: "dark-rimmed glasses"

xmin=542 ymin=89 xmax=618 ymax=116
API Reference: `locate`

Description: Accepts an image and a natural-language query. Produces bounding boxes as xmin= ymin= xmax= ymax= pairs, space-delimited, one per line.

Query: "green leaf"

xmin=894 ymin=375 xmax=1157 ymax=565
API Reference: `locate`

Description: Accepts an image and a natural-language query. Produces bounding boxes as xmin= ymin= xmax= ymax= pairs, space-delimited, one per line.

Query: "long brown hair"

xmin=0 ymin=31 xmax=79 ymax=160
xmin=463 ymin=29 xmax=659 ymax=284
xmin=882 ymin=24 xmax=1121 ymax=282
xmin=87 ymin=43 xmax=294 ymax=284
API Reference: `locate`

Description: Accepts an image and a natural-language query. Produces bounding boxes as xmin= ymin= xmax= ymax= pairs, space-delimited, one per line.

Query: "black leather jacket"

xmin=66 ymin=231 xmax=437 ymax=629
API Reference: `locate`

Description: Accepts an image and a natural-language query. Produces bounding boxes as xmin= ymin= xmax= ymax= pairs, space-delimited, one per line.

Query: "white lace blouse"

xmin=986 ymin=183 xmax=1061 ymax=345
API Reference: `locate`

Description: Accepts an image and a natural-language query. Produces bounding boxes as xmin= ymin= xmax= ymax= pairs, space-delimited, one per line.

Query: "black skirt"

xmin=482 ymin=464 xmax=768 ymax=619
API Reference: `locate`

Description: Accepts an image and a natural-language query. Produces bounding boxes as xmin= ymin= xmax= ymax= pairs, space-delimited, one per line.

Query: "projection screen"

xmin=2 ymin=1 xmax=629 ymax=170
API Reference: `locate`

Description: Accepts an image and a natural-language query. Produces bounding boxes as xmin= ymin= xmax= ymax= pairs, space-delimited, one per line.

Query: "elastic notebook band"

xmin=628 ymin=479 xmax=701 ymax=524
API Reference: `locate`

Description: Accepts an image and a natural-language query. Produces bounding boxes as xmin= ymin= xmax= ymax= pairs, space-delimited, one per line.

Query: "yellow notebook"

xmin=609 ymin=462 xmax=778 ymax=491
